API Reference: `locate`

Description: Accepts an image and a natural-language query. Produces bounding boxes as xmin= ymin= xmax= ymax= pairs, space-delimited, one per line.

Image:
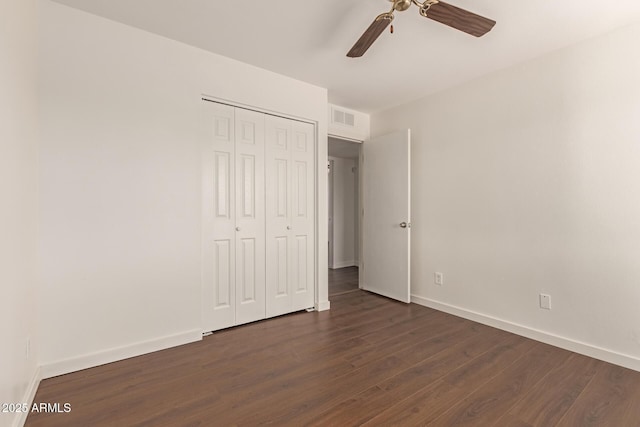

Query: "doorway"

xmin=328 ymin=137 xmax=362 ymax=297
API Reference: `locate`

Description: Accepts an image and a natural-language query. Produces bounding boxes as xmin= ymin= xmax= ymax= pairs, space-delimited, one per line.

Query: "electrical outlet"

xmin=539 ymin=294 xmax=551 ymax=310
xmin=25 ymin=338 xmax=31 ymax=360
xmin=434 ymin=272 xmax=444 ymax=286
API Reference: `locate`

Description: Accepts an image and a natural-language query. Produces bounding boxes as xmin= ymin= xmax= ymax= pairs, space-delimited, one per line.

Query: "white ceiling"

xmin=52 ymin=0 xmax=640 ymax=113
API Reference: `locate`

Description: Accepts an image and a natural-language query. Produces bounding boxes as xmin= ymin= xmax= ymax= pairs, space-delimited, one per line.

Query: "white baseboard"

xmin=411 ymin=295 xmax=640 ymax=372
xmin=40 ymin=329 xmax=202 ymax=379
xmin=330 ymin=260 xmax=357 ymax=269
xmin=12 ymin=367 xmax=41 ymax=427
xmin=317 ymin=300 xmax=331 ymax=311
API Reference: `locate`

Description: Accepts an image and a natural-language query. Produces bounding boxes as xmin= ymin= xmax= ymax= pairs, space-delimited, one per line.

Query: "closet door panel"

xmin=291 ymin=121 xmax=315 ymax=310
xmin=203 ymin=102 xmax=236 ymax=331
xmin=235 ymin=109 xmax=266 ymax=325
xmin=266 ymin=116 xmax=294 ymax=317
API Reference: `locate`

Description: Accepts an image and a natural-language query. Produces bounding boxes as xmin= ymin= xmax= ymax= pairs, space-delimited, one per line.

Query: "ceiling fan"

xmin=347 ymin=0 xmax=496 ymax=58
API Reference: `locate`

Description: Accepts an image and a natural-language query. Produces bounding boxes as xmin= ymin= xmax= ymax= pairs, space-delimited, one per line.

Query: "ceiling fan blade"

xmin=347 ymin=13 xmax=394 ymax=58
xmin=423 ymin=1 xmax=495 ymax=37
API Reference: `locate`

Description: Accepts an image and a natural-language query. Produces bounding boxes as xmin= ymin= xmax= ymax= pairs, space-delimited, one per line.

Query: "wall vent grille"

xmin=332 ymin=107 xmax=355 ymax=127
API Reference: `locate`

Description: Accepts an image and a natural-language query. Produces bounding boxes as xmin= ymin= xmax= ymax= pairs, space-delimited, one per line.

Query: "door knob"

xmin=400 ymin=222 xmax=410 ymax=229
xmin=236 ymin=227 xmax=241 ymax=231
xmin=287 ymin=226 xmax=292 ymax=230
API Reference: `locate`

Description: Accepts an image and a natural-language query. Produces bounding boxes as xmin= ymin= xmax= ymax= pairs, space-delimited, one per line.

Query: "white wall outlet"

xmin=434 ymin=272 xmax=444 ymax=286
xmin=540 ymin=294 xmax=551 ymax=310
xmin=25 ymin=337 xmax=31 ymax=360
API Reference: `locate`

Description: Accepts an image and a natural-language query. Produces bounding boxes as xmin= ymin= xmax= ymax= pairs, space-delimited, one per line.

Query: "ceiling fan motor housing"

xmin=392 ymin=0 xmax=412 ymax=12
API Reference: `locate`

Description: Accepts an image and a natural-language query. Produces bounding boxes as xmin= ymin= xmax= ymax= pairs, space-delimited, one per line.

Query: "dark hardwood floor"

xmin=27 ymin=269 xmax=640 ymax=426
xmin=328 ymin=266 xmax=359 ymax=296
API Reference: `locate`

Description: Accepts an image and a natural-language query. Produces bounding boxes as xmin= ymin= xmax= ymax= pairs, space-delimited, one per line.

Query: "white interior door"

xmin=290 ymin=121 xmax=315 ymax=312
xmin=362 ymin=129 xmax=411 ymax=303
xmin=234 ymin=108 xmax=266 ymax=325
xmin=202 ymin=102 xmax=267 ymax=331
xmin=203 ymin=100 xmax=315 ymax=331
xmin=265 ymin=116 xmax=292 ymax=317
xmin=265 ymin=116 xmax=315 ymax=317
xmin=202 ymin=102 xmax=236 ymax=330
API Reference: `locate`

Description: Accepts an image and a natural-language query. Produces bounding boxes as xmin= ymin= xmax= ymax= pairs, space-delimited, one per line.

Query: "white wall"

xmin=372 ymin=23 xmax=640 ymax=370
xmin=38 ymin=0 xmax=328 ymax=377
xmin=329 ymin=157 xmax=358 ymax=269
xmin=0 ymin=0 xmax=40 ymax=426
xmin=328 ymin=104 xmax=370 ymax=142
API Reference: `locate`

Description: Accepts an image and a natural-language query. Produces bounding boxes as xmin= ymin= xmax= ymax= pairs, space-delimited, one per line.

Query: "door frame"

xmin=201 ymin=95 xmax=323 ymax=332
xmin=326 ymin=137 xmax=364 ymax=284
xmin=328 ymin=159 xmax=334 ymax=269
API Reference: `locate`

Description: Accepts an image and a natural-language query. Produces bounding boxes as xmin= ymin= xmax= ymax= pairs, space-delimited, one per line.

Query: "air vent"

xmin=332 ymin=107 xmax=356 ymax=128
xmin=344 ymin=112 xmax=355 ymax=126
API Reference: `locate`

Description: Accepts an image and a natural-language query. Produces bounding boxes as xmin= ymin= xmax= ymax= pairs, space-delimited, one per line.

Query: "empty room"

xmin=3 ymin=0 xmax=640 ymax=426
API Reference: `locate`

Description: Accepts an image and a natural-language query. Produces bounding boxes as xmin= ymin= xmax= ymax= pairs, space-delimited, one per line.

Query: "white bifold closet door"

xmin=203 ymin=102 xmax=266 ymax=331
xmin=265 ymin=115 xmax=315 ymax=317
xmin=203 ymin=101 xmax=315 ymax=333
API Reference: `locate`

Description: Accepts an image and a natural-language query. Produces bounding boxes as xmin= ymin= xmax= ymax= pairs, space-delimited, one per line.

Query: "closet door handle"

xmin=287 ymin=226 xmax=292 ymax=230
xmin=236 ymin=227 xmax=241 ymax=232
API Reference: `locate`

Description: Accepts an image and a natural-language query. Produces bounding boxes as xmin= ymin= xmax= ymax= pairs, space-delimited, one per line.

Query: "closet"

xmin=202 ymin=101 xmax=316 ymax=332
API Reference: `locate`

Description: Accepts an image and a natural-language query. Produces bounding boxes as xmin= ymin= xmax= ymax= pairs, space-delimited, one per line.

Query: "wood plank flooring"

xmin=328 ymin=266 xmax=359 ymax=296
xmin=26 ymin=269 xmax=640 ymax=426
